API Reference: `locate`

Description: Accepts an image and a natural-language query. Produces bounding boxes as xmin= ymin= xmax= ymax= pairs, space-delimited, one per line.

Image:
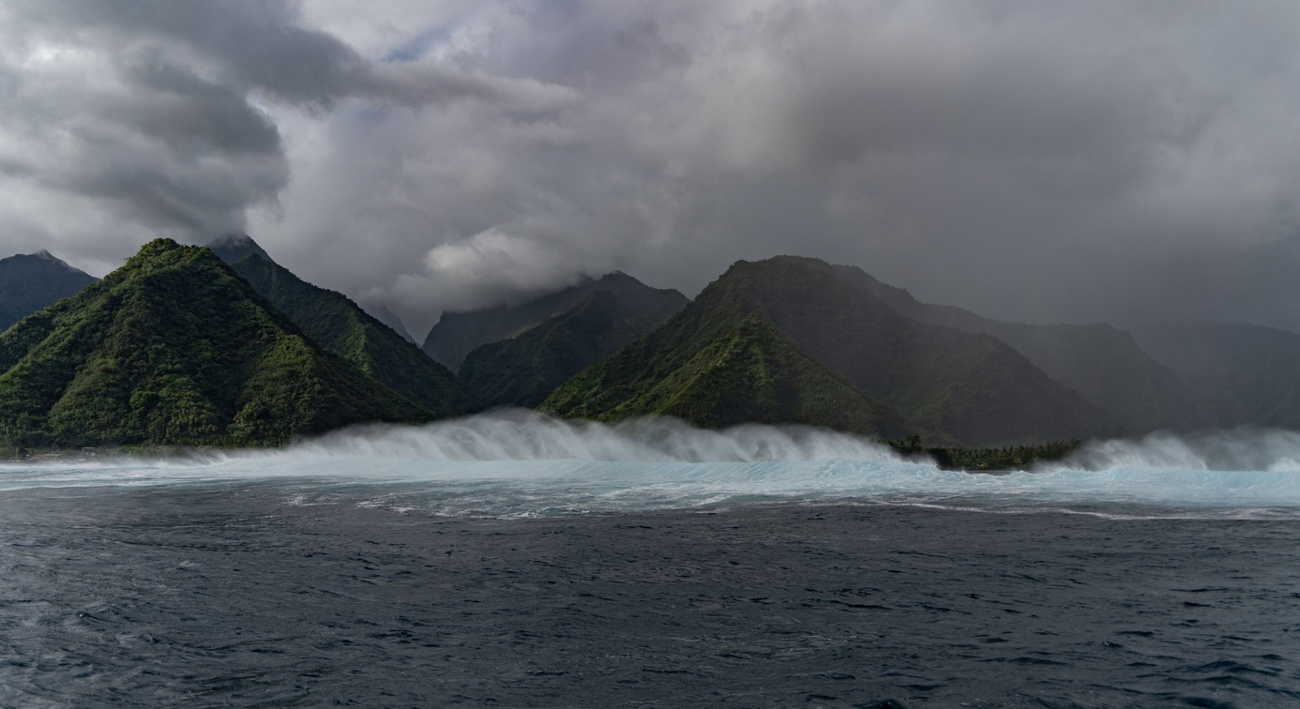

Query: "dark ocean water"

xmin=1 ymin=417 xmax=1299 ymax=708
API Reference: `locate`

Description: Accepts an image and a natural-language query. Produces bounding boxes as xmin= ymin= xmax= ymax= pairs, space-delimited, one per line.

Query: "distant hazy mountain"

xmin=833 ymin=266 xmax=1209 ymax=432
xmin=0 ymin=240 xmax=430 ymax=449
xmin=361 ymin=301 xmax=416 ymax=344
xmin=208 ymin=235 xmax=477 ymax=418
xmin=459 ymin=287 xmax=689 ymax=409
xmin=0 ymin=250 xmax=97 ymax=331
xmin=422 ymin=272 xmax=689 ymax=373
xmin=1131 ymin=323 xmax=1300 ymax=430
xmin=544 ymin=256 xmax=1119 ymax=445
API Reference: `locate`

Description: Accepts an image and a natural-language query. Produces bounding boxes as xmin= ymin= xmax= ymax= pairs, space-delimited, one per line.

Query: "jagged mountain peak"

xmin=206 ymin=233 xmax=272 ymax=265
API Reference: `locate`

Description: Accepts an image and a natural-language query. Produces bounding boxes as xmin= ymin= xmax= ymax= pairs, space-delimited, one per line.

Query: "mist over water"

xmin=3 ymin=412 xmax=1300 ymax=515
xmin=1068 ymin=428 xmax=1300 ymax=472
xmin=293 ymin=411 xmax=899 ymax=463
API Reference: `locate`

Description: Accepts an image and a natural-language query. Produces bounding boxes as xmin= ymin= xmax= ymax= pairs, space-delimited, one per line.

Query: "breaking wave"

xmin=1064 ymin=428 xmax=1300 ymax=472
xmin=2 ymin=412 xmax=1300 ymax=515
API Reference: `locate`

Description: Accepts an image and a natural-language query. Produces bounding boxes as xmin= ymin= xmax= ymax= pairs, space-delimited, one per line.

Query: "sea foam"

xmin=2 ymin=412 xmax=1299 ymax=514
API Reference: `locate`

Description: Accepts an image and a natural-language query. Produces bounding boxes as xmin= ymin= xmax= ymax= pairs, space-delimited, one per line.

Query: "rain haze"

xmin=1 ymin=0 xmax=1298 ymax=337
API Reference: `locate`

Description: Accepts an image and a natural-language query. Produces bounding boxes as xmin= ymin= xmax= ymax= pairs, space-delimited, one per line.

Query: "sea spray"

xmin=1060 ymin=428 xmax=1300 ymax=472
xmin=1 ymin=413 xmax=1299 ymax=514
xmin=286 ymin=410 xmax=899 ymax=463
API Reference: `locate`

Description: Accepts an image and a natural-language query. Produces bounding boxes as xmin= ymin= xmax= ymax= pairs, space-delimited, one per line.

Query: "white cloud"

xmin=6 ymin=0 xmax=1300 ymax=334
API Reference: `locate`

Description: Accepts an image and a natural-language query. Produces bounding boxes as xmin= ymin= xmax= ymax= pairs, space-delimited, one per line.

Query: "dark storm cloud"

xmin=9 ymin=0 xmax=491 ymax=108
xmin=0 ymin=0 xmax=569 ymax=267
xmin=325 ymin=1 xmax=1300 ymax=334
xmin=3 ymin=1 xmax=1300 ymax=336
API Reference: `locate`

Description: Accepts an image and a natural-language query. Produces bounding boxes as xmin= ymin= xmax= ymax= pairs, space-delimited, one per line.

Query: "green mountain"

xmin=543 ymin=256 xmax=1120 ymax=445
xmin=1132 ymin=323 xmax=1300 ymax=429
xmin=543 ymin=311 xmax=908 ymax=436
xmin=832 ymin=266 xmax=1208 ymax=432
xmin=422 ymin=272 xmax=689 ymax=372
xmin=208 ymin=235 xmax=476 ymax=417
xmin=0 ymin=250 xmax=98 ymax=331
xmin=459 ymin=287 xmax=688 ymax=409
xmin=0 ymin=239 xmax=430 ymax=449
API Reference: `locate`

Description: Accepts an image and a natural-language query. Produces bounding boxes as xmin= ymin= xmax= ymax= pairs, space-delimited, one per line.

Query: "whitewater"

xmin=3 ymin=413 xmax=1299 ymax=707
xmin=4 ymin=411 xmax=1300 ymax=516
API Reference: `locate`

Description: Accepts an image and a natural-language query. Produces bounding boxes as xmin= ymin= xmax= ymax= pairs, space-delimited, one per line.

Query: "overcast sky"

xmin=2 ymin=1 xmax=1299 ymax=336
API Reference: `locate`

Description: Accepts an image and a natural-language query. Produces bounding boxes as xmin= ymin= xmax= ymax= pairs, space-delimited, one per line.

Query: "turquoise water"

xmin=3 ymin=414 xmax=1299 ymax=517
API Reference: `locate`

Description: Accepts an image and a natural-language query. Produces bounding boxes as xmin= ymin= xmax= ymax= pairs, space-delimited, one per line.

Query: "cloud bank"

xmin=2 ymin=1 xmax=1299 ymax=336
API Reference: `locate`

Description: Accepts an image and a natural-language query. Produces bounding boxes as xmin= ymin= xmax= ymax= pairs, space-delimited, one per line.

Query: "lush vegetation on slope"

xmin=588 ymin=314 xmax=905 ymax=435
xmin=459 ymin=289 xmax=687 ymax=409
xmin=0 ymin=239 xmax=431 ymax=450
xmin=889 ymin=435 xmax=1082 ymax=471
xmin=540 ymin=283 xmax=909 ymax=440
xmin=0 ymin=251 xmax=97 ymax=331
xmin=423 ymin=272 xmax=688 ymax=372
xmin=213 ymin=236 xmax=477 ymax=417
xmin=544 ymin=256 xmax=1121 ymax=445
xmin=723 ymin=257 xmax=1120 ymax=445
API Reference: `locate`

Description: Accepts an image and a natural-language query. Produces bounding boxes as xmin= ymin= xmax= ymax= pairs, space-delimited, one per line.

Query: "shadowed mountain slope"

xmin=1132 ymin=323 xmax=1300 ymax=430
xmin=833 ymin=266 xmax=1208 ymax=432
xmin=543 ymin=311 xmax=909 ymax=437
xmin=0 ymin=250 xmax=98 ymax=331
xmin=362 ymin=301 xmax=416 ymax=343
xmin=459 ymin=288 xmax=688 ymax=409
xmin=0 ymin=240 xmax=430 ymax=449
xmin=208 ymin=235 xmax=476 ymax=418
xmin=544 ymin=256 xmax=1119 ymax=445
xmin=422 ymin=272 xmax=689 ymax=373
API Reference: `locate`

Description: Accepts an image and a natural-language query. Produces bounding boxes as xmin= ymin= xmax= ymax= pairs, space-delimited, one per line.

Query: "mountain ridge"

xmin=0 ymin=250 xmax=98 ymax=331
xmin=0 ymin=239 xmax=431 ymax=449
xmin=831 ymin=265 xmax=1210 ymax=432
xmin=1132 ymin=323 xmax=1300 ymax=430
xmin=422 ymin=272 xmax=689 ymax=372
xmin=208 ymin=236 xmax=477 ymax=418
xmin=543 ymin=256 xmax=1121 ymax=445
xmin=459 ymin=287 xmax=690 ymax=409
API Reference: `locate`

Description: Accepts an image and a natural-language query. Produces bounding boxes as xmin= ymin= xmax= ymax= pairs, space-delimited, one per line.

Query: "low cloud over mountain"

xmin=3 ymin=2 xmax=1300 ymax=335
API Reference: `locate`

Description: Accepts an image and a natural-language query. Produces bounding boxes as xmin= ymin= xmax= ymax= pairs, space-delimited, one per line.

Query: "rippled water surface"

xmin=1 ymin=417 xmax=1298 ymax=707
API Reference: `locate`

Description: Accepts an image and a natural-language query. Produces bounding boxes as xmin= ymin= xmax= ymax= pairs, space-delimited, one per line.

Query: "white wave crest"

xmin=284 ymin=411 xmax=899 ymax=463
xmin=1061 ymin=428 xmax=1300 ymax=472
xmin=2 ymin=415 xmax=1300 ymax=515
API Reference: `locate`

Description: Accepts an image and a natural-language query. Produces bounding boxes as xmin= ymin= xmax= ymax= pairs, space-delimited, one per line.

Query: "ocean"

xmin=1 ymin=413 xmax=1298 ymax=708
